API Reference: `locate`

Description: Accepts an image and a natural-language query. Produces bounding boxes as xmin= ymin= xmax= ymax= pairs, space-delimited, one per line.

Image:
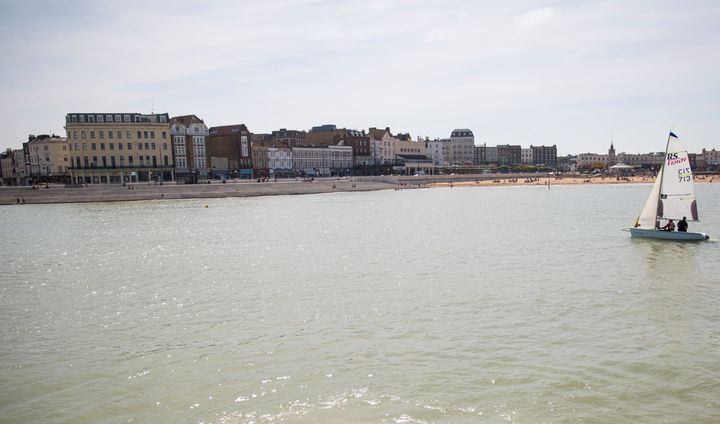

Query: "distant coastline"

xmin=1 ymin=174 xmax=718 ymax=205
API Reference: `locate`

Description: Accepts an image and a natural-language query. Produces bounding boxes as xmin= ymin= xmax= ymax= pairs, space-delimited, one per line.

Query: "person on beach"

xmin=660 ymin=219 xmax=675 ymax=232
xmin=677 ymin=217 xmax=688 ymax=232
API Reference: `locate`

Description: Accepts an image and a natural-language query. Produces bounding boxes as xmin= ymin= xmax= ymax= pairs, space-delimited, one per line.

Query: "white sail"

xmin=636 ymin=172 xmax=662 ymax=228
xmin=658 ymin=134 xmax=699 ymax=221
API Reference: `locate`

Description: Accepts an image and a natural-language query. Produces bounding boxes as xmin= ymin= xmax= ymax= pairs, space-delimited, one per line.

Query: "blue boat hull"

xmin=629 ymin=228 xmax=708 ymax=241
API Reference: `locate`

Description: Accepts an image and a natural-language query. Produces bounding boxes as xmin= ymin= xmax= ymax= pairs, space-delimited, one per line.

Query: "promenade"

xmin=0 ymin=178 xmax=399 ymax=205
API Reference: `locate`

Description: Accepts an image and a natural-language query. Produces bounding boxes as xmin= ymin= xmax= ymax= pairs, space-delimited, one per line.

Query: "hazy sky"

xmin=1 ymin=0 xmax=719 ymax=154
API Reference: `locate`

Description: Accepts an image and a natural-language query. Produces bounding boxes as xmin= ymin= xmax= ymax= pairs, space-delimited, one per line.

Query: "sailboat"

xmin=629 ymin=132 xmax=709 ymax=241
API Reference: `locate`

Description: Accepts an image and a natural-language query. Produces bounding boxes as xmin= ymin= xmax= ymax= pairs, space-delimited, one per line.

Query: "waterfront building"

xmin=393 ymin=133 xmax=434 ymax=175
xmin=24 ymin=134 xmax=69 ymax=183
xmin=64 ymin=112 xmax=172 ymax=184
xmin=272 ymin=128 xmax=306 ymax=147
xmin=292 ymin=145 xmax=352 ymax=177
xmin=485 ymin=146 xmax=498 ymax=163
xmin=577 ymin=153 xmax=607 ymax=169
xmin=0 ymin=148 xmax=17 ymax=185
xmin=449 ymin=129 xmax=475 ymax=165
xmin=207 ymin=124 xmax=253 ymax=179
xmin=170 ymin=115 xmax=209 ymax=183
xmin=531 ymin=145 xmax=557 ymax=167
xmin=497 ymin=144 xmax=522 ymax=165
xmin=428 ymin=138 xmax=450 ymax=166
xmin=268 ymin=145 xmax=293 ymax=177
xmin=521 ymin=148 xmax=533 ymax=164
xmin=368 ymin=127 xmax=396 ymax=165
xmin=702 ymin=148 xmax=720 ymax=170
xmin=616 ymin=152 xmax=663 ymax=170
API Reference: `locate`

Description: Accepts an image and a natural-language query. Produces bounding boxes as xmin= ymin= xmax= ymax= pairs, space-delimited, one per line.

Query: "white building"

xmin=427 ymin=138 xmax=450 ymax=166
xmin=576 ymin=153 xmax=608 ymax=169
xmin=292 ymin=145 xmax=353 ymax=176
xmin=521 ymin=148 xmax=533 ymax=164
xmin=268 ymin=146 xmax=293 ymax=176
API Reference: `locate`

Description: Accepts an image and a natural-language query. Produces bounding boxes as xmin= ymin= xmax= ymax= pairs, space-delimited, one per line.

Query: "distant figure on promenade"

xmin=677 ymin=217 xmax=688 ymax=232
xmin=660 ymin=219 xmax=675 ymax=232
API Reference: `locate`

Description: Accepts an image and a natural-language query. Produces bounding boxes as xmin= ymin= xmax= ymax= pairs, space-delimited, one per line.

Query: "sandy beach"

xmin=1 ymin=174 xmax=718 ymax=205
xmin=429 ymin=174 xmax=719 ymax=188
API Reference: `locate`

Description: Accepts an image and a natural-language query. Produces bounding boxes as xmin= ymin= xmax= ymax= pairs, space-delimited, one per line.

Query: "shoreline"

xmin=1 ymin=175 xmax=718 ymax=205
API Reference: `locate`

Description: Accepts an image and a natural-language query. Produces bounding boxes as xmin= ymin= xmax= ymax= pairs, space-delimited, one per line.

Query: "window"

xmin=137 ymin=142 xmax=143 ymax=150
xmin=118 ymin=143 xmax=123 ymax=150
xmin=128 ymin=156 xmax=133 ymax=165
xmin=145 ymin=143 xmax=149 ymax=150
xmin=91 ymin=143 xmax=96 ymax=150
xmin=90 ymin=131 xmax=95 ymax=139
xmin=83 ymin=157 xmax=88 ymax=168
xmin=82 ymin=143 xmax=87 ymax=150
xmin=127 ymin=142 xmax=132 ymax=150
xmin=109 ymin=143 xmax=114 ymax=150
xmin=97 ymin=115 xmax=104 ymax=123
xmin=159 ymin=116 xmax=166 ymax=123
xmin=115 ymin=115 xmax=122 ymax=122
xmin=100 ymin=143 xmax=105 ymax=150
xmin=99 ymin=131 xmax=104 ymax=139
xmin=123 ymin=115 xmax=130 ymax=122
xmin=92 ymin=156 xmax=97 ymax=167
xmin=162 ymin=131 xmax=167 ymax=139
xmin=164 ymin=155 xmax=169 ymax=166
xmin=106 ymin=115 xmax=113 ymax=123
xmin=80 ymin=115 xmax=86 ymax=122
xmin=137 ymin=131 xmax=142 ymax=139
xmin=73 ymin=131 xmax=78 ymax=139
xmin=150 ymin=131 xmax=155 ymax=139
xmin=117 ymin=131 xmax=122 ymax=139
xmin=150 ymin=143 xmax=155 ymax=150
xmin=143 ymin=131 xmax=148 ymax=139
xmin=81 ymin=131 xmax=86 ymax=139
xmin=111 ymin=156 xmax=116 ymax=167
xmin=108 ymin=131 xmax=113 ymax=139
xmin=126 ymin=131 xmax=131 ymax=139
xmin=163 ymin=143 xmax=167 ymax=150
xmin=101 ymin=156 xmax=107 ymax=167
xmin=71 ymin=115 xmax=78 ymax=123
xmin=74 ymin=143 xmax=79 ymax=150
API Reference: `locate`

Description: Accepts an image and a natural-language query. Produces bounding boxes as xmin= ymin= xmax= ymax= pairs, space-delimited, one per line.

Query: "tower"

xmin=608 ymin=140 xmax=616 ymax=167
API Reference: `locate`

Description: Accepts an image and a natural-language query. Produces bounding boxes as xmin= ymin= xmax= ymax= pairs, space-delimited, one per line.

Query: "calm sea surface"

xmin=1 ymin=184 xmax=719 ymax=423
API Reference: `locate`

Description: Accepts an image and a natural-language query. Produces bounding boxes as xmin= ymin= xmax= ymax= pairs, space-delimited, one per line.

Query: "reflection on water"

xmin=0 ymin=184 xmax=719 ymax=423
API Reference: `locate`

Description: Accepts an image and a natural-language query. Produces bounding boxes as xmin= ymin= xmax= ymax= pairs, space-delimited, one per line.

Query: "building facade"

xmin=24 ymin=134 xmax=69 ymax=183
xmin=449 ymin=129 xmax=475 ymax=165
xmin=292 ymin=145 xmax=352 ymax=176
xmin=65 ymin=112 xmax=172 ymax=184
xmin=531 ymin=145 xmax=557 ymax=166
xmin=272 ymin=128 xmax=306 ymax=147
xmin=207 ymin=124 xmax=253 ymax=179
xmin=170 ymin=115 xmax=209 ymax=183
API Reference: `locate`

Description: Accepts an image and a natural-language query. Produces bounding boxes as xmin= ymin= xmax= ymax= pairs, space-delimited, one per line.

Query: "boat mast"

xmin=656 ymin=132 xmax=672 ymax=222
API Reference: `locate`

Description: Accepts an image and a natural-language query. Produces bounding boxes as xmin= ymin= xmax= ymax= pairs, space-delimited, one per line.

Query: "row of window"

xmin=70 ymin=142 xmax=168 ymax=152
xmin=73 ymin=155 xmax=170 ymax=168
xmin=68 ymin=130 xmax=168 ymax=141
xmin=173 ymin=157 xmax=206 ymax=168
xmin=68 ymin=114 xmax=167 ymax=124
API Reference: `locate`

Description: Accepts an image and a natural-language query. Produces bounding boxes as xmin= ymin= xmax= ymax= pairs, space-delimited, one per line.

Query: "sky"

xmin=1 ymin=0 xmax=719 ymax=155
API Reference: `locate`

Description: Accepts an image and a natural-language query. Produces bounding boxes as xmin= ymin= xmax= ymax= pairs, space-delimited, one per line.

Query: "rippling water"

xmin=1 ymin=184 xmax=719 ymax=423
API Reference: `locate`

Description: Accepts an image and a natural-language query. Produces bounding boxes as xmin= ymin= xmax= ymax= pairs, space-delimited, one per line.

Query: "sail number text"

xmin=678 ymin=167 xmax=692 ymax=182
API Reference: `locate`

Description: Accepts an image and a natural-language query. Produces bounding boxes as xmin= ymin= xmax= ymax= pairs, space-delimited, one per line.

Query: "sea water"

xmin=1 ymin=184 xmax=719 ymax=423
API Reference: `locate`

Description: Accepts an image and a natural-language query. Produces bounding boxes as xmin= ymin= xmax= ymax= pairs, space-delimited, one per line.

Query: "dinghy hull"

xmin=629 ymin=228 xmax=708 ymax=241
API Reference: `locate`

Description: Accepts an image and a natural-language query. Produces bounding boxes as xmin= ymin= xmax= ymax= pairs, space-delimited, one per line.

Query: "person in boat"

xmin=677 ymin=217 xmax=688 ymax=232
xmin=660 ymin=219 xmax=675 ymax=232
